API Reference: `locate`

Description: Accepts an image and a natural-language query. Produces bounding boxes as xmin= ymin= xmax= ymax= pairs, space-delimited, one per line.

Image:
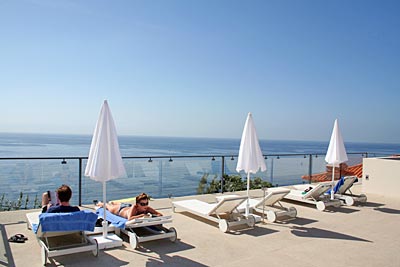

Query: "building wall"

xmin=363 ymin=157 xmax=400 ymax=198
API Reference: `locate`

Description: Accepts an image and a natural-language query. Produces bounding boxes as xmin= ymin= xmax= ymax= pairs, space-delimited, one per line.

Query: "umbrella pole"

xmin=246 ymin=173 xmax=250 ymax=217
xmin=103 ymin=182 xmax=108 ymax=238
xmin=331 ymin=166 xmax=335 ymax=200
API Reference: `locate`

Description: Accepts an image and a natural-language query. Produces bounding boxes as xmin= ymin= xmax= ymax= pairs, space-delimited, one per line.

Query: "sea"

xmin=1 ymin=132 xmax=399 ymax=158
xmin=0 ymin=132 xmax=399 ymax=209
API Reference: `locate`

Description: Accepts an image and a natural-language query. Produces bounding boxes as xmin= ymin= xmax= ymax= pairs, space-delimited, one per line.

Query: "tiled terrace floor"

xmin=1 ymin=185 xmax=400 ymax=267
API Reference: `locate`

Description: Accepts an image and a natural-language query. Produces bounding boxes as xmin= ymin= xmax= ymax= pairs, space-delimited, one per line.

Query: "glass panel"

xmin=0 ymin=159 xmax=80 ymax=210
xmin=0 ymin=153 xmax=368 ymax=210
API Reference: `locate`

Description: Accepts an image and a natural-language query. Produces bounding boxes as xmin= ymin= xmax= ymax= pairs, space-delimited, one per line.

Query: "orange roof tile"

xmin=302 ymin=163 xmax=362 ymax=183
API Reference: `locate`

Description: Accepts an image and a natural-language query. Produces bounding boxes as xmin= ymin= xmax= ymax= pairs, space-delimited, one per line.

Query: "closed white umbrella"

xmin=85 ymin=100 xmax=127 ymax=238
xmin=236 ymin=113 xmax=267 ymax=216
xmin=325 ymin=119 xmax=348 ymax=200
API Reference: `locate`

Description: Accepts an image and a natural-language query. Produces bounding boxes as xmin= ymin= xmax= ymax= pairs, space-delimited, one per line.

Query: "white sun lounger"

xmin=95 ymin=208 xmax=177 ymax=249
xmin=236 ymin=188 xmax=297 ymax=222
xmin=172 ymin=195 xmax=256 ymax=233
xmin=26 ymin=210 xmax=99 ymax=266
xmin=333 ymin=176 xmax=367 ymax=206
xmin=284 ymin=182 xmax=342 ymax=211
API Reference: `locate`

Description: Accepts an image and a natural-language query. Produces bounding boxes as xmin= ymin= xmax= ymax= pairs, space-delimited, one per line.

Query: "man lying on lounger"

xmin=96 ymin=193 xmax=162 ymax=220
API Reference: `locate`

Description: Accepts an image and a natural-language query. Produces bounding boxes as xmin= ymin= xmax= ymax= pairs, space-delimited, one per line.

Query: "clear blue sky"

xmin=1 ymin=0 xmax=399 ymax=143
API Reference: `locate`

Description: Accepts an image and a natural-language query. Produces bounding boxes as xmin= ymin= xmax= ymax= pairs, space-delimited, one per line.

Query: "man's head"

xmin=57 ymin=184 xmax=73 ymax=203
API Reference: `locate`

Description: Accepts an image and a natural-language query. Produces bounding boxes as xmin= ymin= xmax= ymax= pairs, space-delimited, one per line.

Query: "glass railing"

xmin=0 ymin=152 xmax=377 ymax=210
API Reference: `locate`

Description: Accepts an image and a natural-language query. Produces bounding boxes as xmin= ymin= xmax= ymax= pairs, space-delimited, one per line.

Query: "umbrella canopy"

xmin=325 ymin=119 xmax=348 ymax=199
xmin=85 ymin=100 xmax=126 ymax=237
xmin=236 ymin=112 xmax=267 ymax=216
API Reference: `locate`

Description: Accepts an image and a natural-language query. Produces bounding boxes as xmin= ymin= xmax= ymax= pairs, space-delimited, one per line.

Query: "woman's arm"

xmin=126 ymin=206 xmax=149 ymax=220
xmin=147 ymin=206 xmax=163 ymax=216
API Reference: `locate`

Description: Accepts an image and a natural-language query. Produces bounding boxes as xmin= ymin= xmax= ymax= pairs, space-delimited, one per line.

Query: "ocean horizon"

xmin=1 ymin=132 xmax=399 ymax=158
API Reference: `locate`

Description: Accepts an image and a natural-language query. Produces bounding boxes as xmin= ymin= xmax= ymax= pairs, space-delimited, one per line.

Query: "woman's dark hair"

xmin=136 ymin=193 xmax=149 ymax=204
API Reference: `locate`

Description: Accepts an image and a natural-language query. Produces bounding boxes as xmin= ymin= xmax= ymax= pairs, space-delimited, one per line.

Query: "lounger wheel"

xmin=360 ymin=194 xmax=367 ymax=203
xmin=129 ymin=233 xmax=139 ymax=249
xmin=92 ymin=239 xmax=99 ymax=257
xmin=288 ymin=206 xmax=297 ymax=218
xmin=219 ymin=219 xmax=229 ymax=233
xmin=168 ymin=227 xmax=177 ymax=242
xmin=247 ymin=215 xmax=256 ymax=227
xmin=316 ymin=201 xmax=325 ymax=211
xmin=266 ymin=211 xmax=277 ymax=223
xmin=41 ymin=246 xmax=48 ymax=266
xmin=344 ymin=196 xmax=354 ymax=206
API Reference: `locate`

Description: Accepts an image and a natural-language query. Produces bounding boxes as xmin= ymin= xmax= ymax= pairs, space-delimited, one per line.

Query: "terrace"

xmin=1 ymin=184 xmax=400 ymax=267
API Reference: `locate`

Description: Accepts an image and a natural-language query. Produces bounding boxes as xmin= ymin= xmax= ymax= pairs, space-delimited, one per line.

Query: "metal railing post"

xmin=308 ymin=154 xmax=313 ymax=184
xmin=78 ymin=158 xmax=82 ymax=206
xmin=221 ymin=156 xmax=225 ymax=193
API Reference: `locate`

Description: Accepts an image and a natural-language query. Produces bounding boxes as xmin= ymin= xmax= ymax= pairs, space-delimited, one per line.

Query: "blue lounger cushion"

xmin=326 ymin=177 xmax=345 ymax=195
xmin=33 ymin=210 xmax=98 ymax=234
xmin=96 ymin=208 xmax=127 ymax=229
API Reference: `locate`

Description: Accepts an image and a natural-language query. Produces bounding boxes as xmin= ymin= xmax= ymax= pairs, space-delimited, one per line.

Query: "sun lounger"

xmin=332 ymin=176 xmax=368 ymax=206
xmin=26 ymin=210 xmax=99 ymax=266
xmin=283 ymin=182 xmax=342 ymax=211
xmin=172 ymin=195 xmax=256 ymax=233
xmin=95 ymin=208 xmax=177 ymax=249
xmin=235 ymin=188 xmax=297 ymax=222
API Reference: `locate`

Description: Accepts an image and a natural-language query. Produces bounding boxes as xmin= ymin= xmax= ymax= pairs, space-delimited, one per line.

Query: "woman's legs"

xmin=96 ymin=202 xmax=121 ymax=215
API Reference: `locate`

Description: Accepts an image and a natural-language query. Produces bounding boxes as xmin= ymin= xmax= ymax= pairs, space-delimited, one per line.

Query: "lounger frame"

xmin=117 ymin=216 xmax=177 ymax=249
xmin=251 ymin=188 xmax=297 ymax=222
xmin=26 ymin=211 xmax=99 ymax=266
xmin=284 ymin=182 xmax=342 ymax=211
xmin=94 ymin=208 xmax=177 ymax=249
xmin=172 ymin=195 xmax=256 ymax=233
xmin=335 ymin=176 xmax=367 ymax=206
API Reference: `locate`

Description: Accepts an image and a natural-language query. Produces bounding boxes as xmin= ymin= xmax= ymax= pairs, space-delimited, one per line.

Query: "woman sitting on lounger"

xmin=97 ymin=193 xmax=162 ymax=220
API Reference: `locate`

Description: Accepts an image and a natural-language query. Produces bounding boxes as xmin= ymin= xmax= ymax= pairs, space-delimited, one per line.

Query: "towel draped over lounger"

xmin=33 ymin=210 xmax=98 ymax=233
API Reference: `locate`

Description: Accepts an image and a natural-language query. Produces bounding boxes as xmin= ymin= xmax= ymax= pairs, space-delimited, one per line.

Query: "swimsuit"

xmin=118 ymin=203 xmax=132 ymax=215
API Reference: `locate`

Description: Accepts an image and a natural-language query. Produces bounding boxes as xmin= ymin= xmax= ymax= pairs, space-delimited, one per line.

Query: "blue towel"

xmin=35 ymin=210 xmax=97 ymax=233
xmin=326 ymin=176 xmax=345 ymax=195
xmin=96 ymin=208 xmax=127 ymax=229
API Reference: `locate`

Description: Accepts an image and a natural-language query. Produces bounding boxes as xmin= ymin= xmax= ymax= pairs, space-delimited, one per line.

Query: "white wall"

xmin=363 ymin=157 xmax=400 ymax=198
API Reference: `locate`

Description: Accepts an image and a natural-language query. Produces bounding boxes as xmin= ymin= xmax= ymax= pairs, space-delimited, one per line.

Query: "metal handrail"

xmin=0 ymin=152 xmax=371 ymax=207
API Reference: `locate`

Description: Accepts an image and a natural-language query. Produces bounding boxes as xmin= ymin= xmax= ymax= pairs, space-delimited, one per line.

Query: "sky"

xmin=1 ymin=0 xmax=399 ymax=143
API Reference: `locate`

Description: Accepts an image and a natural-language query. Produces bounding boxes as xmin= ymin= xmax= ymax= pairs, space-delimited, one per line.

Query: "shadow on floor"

xmin=374 ymin=207 xmax=400 ymax=214
xmin=133 ymin=239 xmax=195 ymax=254
xmin=47 ymin=249 xmax=130 ymax=267
xmin=279 ymin=216 xmax=318 ymax=226
xmin=133 ymin=241 xmax=208 ymax=267
xmin=144 ymin=253 xmax=208 ymax=267
xmin=0 ymin=224 xmax=15 ymax=267
xmin=290 ymin=226 xmax=372 ymax=242
xmin=362 ymin=201 xmax=385 ymax=208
